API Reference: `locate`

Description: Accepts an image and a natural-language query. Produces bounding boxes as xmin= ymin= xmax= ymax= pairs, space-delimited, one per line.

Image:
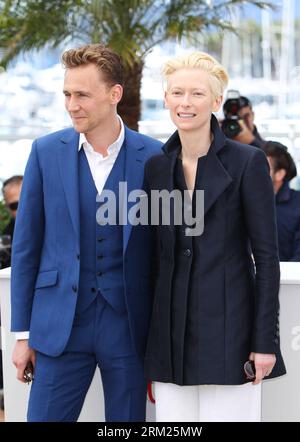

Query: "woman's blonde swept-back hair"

xmin=163 ymin=51 xmax=229 ymax=99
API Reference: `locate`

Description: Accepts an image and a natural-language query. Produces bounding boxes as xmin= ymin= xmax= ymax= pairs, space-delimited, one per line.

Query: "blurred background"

xmin=1 ymin=0 xmax=300 ymax=422
xmin=0 ymin=0 xmax=300 ymax=186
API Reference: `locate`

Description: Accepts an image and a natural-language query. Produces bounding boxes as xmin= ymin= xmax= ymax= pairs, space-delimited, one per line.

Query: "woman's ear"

xmin=212 ymin=95 xmax=223 ymax=113
xmin=164 ymin=90 xmax=169 ymax=109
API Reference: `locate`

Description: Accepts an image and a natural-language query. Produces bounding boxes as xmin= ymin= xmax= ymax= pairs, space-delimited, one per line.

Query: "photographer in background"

xmin=221 ymin=91 xmax=266 ymax=148
xmin=0 ymin=176 xmax=22 ymax=409
xmin=2 ymin=175 xmax=23 ymax=243
xmin=1 ymin=176 xmax=23 ymax=270
xmin=263 ymin=141 xmax=300 ymax=262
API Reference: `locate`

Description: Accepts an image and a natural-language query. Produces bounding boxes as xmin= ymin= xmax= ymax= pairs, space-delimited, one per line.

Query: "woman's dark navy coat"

xmin=144 ymin=116 xmax=286 ymax=385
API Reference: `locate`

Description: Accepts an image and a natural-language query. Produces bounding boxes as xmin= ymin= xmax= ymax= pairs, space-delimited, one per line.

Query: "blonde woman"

xmin=144 ymin=52 xmax=286 ymax=422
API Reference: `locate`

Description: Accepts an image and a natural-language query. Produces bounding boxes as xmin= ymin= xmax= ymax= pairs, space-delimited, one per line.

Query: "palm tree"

xmin=0 ymin=0 xmax=272 ymax=130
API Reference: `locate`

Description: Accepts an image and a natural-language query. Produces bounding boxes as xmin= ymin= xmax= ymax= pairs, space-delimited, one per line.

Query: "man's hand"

xmin=249 ymin=352 xmax=276 ymax=385
xmin=12 ymin=339 xmax=36 ymax=383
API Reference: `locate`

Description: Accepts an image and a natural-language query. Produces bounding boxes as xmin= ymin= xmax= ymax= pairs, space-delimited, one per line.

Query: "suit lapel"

xmin=57 ymin=129 xmax=80 ymax=247
xmin=123 ymin=127 xmax=147 ymax=253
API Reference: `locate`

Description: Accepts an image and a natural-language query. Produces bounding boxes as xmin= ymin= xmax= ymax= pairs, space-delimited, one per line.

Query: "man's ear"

xmin=111 ymin=84 xmax=123 ymax=104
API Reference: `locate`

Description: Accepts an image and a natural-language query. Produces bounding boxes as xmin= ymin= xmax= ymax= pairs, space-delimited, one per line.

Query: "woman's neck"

xmin=178 ymin=124 xmax=212 ymax=161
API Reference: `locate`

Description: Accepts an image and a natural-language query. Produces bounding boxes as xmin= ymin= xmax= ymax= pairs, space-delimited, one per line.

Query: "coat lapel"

xmin=123 ymin=127 xmax=147 ymax=253
xmin=162 ymin=131 xmax=180 ymax=193
xmin=162 ymin=115 xmax=233 ymax=229
xmin=200 ymin=115 xmax=233 ymax=215
xmin=57 ymin=129 xmax=80 ymax=247
xmin=161 ymin=132 xmax=180 ymax=234
xmin=200 ymin=152 xmax=232 ymax=216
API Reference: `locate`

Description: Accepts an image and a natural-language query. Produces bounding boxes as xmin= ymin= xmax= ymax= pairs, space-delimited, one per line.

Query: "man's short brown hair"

xmin=61 ymin=44 xmax=124 ymax=87
xmin=264 ymin=141 xmax=297 ymax=182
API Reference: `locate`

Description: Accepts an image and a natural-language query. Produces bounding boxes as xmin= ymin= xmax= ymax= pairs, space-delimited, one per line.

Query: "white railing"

xmin=1 ymin=263 xmax=300 ymax=421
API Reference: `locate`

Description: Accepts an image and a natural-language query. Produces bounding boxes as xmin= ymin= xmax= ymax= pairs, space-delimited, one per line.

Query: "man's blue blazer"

xmin=10 ymin=126 xmax=162 ymax=357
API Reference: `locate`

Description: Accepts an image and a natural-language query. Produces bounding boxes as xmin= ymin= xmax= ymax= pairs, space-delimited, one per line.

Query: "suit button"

xmin=72 ymin=285 xmax=78 ymax=293
xmin=91 ymin=287 xmax=97 ymax=293
xmin=97 ymin=255 xmax=104 ymax=260
xmin=274 ymin=338 xmax=279 ymax=344
xmin=96 ymin=271 xmax=104 ymax=277
xmin=76 ymin=254 xmax=80 ymax=260
xmin=183 ymin=248 xmax=192 ymax=257
xmin=97 ymin=237 xmax=104 ymax=242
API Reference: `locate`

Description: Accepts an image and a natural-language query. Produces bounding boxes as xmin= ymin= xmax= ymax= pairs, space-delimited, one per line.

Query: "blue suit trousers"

xmin=27 ymin=295 xmax=147 ymax=422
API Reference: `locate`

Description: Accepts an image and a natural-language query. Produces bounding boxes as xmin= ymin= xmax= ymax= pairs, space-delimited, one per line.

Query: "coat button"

xmin=97 ymin=237 xmax=104 ymax=242
xmin=183 ymin=248 xmax=192 ymax=257
xmin=96 ymin=271 xmax=104 ymax=277
xmin=72 ymin=285 xmax=78 ymax=293
xmin=91 ymin=287 xmax=97 ymax=293
xmin=97 ymin=255 xmax=104 ymax=260
xmin=76 ymin=254 xmax=80 ymax=260
xmin=274 ymin=338 xmax=279 ymax=344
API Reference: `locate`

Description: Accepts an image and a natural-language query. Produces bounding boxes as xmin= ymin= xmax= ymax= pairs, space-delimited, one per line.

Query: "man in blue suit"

xmin=11 ymin=44 xmax=162 ymax=422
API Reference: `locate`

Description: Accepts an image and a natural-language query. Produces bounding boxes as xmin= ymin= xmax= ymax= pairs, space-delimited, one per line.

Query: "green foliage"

xmin=0 ymin=199 xmax=11 ymax=233
xmin=0 ymin=0 xmax=273 ymax=128
xmin=0 ymin=0 xmax=273 ymax=69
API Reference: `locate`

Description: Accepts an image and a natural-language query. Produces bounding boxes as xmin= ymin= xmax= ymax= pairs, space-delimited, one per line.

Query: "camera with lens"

xmin=221 ymin=90 xmax=249 ymax=139
xmin=0 ymin=235 xmax=12 ymax=269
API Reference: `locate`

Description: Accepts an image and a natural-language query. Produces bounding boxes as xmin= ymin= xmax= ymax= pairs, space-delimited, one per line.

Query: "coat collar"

xmin=276 ymin=181 xmax=291 ymax=203
xmin=160 ymin=114 xmax=232 ymax=234
xmin=162 ymin=114 xmax=227 ymax=158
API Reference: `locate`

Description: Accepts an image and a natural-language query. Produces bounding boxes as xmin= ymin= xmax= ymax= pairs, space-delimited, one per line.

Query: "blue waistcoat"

xmin=76 ymin=144 xmax=126 ymax=314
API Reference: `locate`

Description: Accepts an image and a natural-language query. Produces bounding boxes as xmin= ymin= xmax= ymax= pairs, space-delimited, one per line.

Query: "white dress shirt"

xmin=15 ymin=116 xmax=125 ymax=340
xmin=79 ymin=115 xmax=125 ymax=195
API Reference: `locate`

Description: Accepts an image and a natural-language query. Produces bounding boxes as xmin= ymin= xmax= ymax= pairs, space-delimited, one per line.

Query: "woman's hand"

xmin=249 ymin=352 xmax=276 ymax=385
